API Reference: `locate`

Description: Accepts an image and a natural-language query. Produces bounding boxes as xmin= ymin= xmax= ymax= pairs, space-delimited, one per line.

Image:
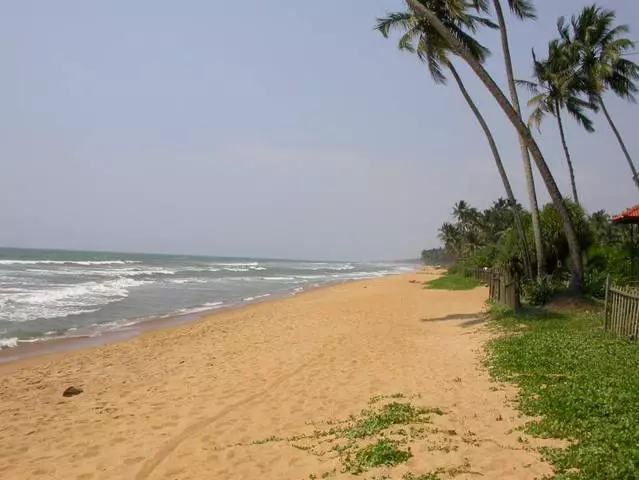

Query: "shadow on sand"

xmin=421 ymin=313 xmax=488 ymax=328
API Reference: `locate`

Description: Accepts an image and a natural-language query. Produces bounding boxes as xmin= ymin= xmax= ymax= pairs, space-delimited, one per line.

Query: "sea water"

xmin=0 ymin=248 xmax=416 ymax=349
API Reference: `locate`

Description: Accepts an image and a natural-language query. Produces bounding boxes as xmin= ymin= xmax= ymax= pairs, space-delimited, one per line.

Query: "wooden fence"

xmin=604 ymin=278 xmax=639 ymax=342
xmin=471 ymin=268 xmax=520 ymax=309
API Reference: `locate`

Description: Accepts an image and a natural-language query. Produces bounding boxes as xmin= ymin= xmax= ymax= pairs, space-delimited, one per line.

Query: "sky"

xmin=1 ymin=0 xmax=638 ymax=261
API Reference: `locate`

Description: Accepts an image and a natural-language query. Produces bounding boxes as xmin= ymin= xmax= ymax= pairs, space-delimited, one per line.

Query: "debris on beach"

xmin=62 ymin=386 xmax=83 ymax=397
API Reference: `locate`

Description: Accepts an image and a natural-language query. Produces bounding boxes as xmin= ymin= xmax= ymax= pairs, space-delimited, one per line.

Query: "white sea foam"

xmin=169 ymin=278 xmax=210 ymax=285
xmin=263 ymin=276 xmax=296 ymax=281
xmin=214 ymin=262 xmax=266 ymax=272
xmin=0 ymin=337 xmax=19 ymax=349
xmin=242 ymin=294 xmax=271 ymax=302
xmin=0 ymin=278 xmax=147 ymax=323
xmin=28 ymin=266 xmax=176 ymax=277
xmin=291 ymin=263 xmax=355 ymax=271
xmin=172 ymin=302 xmax=225 ymax=316
xmin=216 ymin=262 xmax=260 ymax=267
xmin=0 ymin=260 xmax=139 ymax=266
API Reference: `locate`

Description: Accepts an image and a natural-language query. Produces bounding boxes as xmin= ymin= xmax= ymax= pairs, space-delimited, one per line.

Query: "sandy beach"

xmin=0 ymin=272 xmax=555 ymax=479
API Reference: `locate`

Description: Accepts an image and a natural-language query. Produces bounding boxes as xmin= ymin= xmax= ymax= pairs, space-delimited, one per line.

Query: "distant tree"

xmin=420 ymin=248 xmax=452 ymax=265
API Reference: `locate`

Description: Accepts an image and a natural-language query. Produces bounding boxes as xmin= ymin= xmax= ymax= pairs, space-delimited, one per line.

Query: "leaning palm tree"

xmin=481 ymin=0 xmax=545 ymax=278
xmin=561 ymin=5 xmax=639 ymax=193
xmin=404 ymin=0 xmax=584 ymax=291
xmin=521 ymin=40 xmax=596 ymax=206
xmin=375 ymin=6 xmax=533 ymax=279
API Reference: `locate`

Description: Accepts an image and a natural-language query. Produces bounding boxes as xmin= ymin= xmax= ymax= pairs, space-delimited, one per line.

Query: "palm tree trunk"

xmin=555 ymin=102 xmax=580 ymax=206
xmin=447 ymin=60 xmax=533 ymax=280
xmin=405 ymin=0 xmax=584 ymax=291
xmin=493 ymin=0 xmax=544 ymax=278
xmin=599 ymin=96 xmax=639 ymax=193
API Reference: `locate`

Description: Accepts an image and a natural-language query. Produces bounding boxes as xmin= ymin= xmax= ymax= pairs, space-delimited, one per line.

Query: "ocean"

xmin=0 ymin=248 xmax=416 ymax=350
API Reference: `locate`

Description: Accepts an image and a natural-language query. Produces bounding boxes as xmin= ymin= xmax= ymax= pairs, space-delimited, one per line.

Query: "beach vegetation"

xmin=347 ymin=402 xmax=432 ymax=439
xmin=218 ymin=396 xmax=449 ymax=476
xmin=384 ymin=2 xmax=639 ymax=294
xmin=402 ymin=0 xmax=585 ymax=291
xmin=376 ymin=6 xmax=533 ymax=280
xmin=420 ymin=248 xmax=451 ymax=266
xmin=433 ymin=196 xmax=639 ymax=302
xmin=487 ymin=305 xmax=639 ymax=479
xmin=426 ymin=274 xmax=480 ymax=291
xmin=343 ymin=439 xmax=412 ymax=474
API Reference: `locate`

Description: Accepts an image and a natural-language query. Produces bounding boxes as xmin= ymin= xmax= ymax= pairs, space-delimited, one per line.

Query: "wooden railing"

xmin=471 ymin=268 xmax=520 ymax=309
xmin=604 ymin=278 xmax=639 ymax=342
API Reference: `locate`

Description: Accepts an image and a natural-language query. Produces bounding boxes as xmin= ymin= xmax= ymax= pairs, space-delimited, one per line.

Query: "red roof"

xmin=612 ymin=203 xmax=639 ymax=224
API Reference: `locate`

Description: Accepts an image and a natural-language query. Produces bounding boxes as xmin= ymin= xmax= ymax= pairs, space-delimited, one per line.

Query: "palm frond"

xmin=565 ymin=97 xmax=596 ymax=132
xmin=507 ymin=0 xmax=536 ymax=21
xmin=375 ymin=12 xmax=413 ymax=38
xmin=515 ymin=79 xmax=538 ymax=94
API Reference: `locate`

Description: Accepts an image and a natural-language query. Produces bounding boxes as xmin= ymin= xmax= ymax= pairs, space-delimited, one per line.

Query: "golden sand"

xmin=0 ymin=272 xmax=555 ymax=479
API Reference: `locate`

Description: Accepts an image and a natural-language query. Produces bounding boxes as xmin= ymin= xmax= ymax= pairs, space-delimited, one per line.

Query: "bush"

xmin=585 ymin=245 xmax=638 ymax=298
xmin=522 ymin=276 xmax=555 ymax=306
xmin=584 ymin=268 xmax=608 ymax=299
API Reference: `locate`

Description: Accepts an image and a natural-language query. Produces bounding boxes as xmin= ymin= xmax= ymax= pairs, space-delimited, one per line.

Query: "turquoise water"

xmin=0 ymin=248 xmax=415 ymax=348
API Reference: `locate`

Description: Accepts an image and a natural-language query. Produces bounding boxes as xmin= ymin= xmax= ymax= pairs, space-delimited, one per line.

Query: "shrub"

xmin=584 ymin=268 xmax=608 ymax=299
xmin=522 ymin=276 xmax=555 ymax=306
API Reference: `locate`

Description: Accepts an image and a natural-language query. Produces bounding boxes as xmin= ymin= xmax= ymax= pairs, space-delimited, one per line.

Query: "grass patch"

xmin=487 ymin=307 xmax=639 ymax=479
xmin=216 ymin=396 xmax=443 ymax=477
xmin=343 ymin=439 xmax=412 ymax=474
xmin=426 ymin=274 xmax=480 ymax=291
xmin=347 ymin=402 xmax=430 ymax=439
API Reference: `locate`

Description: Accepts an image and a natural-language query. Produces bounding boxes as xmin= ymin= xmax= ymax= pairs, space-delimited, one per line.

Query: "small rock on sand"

xmin=62 ymin=386 xmax=83 ymax=397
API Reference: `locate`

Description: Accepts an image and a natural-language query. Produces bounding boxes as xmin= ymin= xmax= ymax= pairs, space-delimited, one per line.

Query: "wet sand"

xmin=0 ymin=271 xmax=556 ymax=479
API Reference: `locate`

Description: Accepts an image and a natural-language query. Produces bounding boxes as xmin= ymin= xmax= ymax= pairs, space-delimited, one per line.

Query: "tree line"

xmin=436 ymin=197 xmax=638 ymax=300
xmin=376 ymin=1 xmax=638 ymax=293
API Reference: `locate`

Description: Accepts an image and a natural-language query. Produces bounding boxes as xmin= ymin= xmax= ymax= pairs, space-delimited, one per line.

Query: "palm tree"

xmin=404 ymin=0 xmax=584 ymax=291
xmin=521 ymin=40 xmax=596 ymax=206
xmin=485 ymin=0 xmax=545 ymax=278
xmin=439 ymin=221 xmax=463 ymax=257
xmin=561 ymin=5 xmax=639 ymax=193
xmin=375 ymin=5 xmax=534 ymax=279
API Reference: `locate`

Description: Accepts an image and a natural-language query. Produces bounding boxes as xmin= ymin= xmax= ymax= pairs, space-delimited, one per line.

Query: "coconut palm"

xmin=520 ymin=40 xmax=596 ymax=206
xmin=375 ymin=4 xmax=533 ymax=279
xmin=439 ymin=221 xmax=463 ymax=257
xmin=561 ymin=5 xmax=639 ymax=192
xmin=482 ymin=0 xmax=545 ymax=278
xmin=404 ymin=0 xmax=584 ymax=291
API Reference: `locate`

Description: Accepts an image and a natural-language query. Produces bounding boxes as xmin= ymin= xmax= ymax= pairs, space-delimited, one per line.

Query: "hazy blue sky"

xmin=1 ymin=0 xmax=638 ymax=260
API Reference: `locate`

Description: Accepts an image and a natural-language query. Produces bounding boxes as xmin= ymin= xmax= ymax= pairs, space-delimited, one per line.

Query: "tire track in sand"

xmin=135 ymin=352 xmax=324 ymax=480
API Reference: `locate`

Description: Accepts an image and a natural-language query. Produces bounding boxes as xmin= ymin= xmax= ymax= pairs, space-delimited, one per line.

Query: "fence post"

xmin=604 ymin=275 xmax=610 ymax=331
